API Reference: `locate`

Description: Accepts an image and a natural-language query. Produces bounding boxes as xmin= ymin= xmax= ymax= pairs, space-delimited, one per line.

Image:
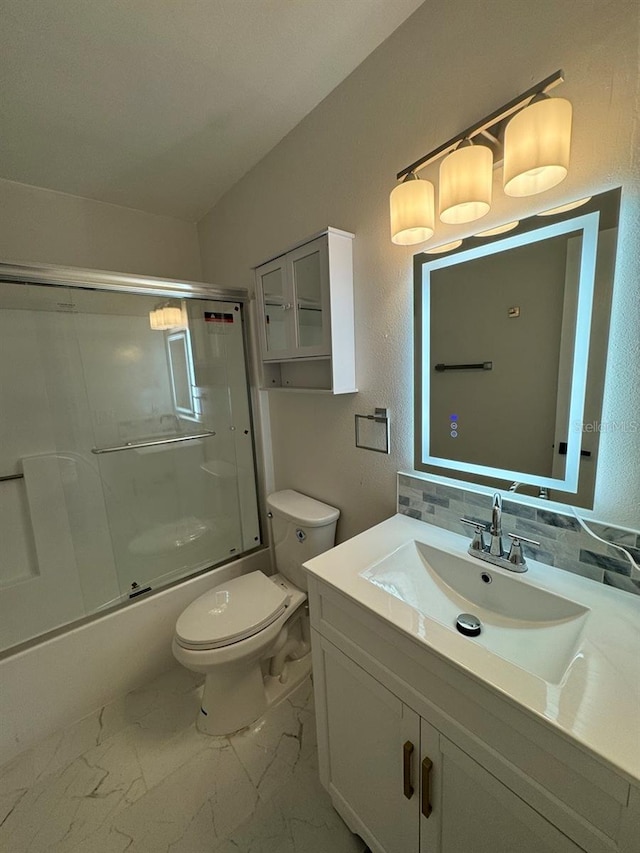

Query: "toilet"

xmin=172 ymin=489 xmax=339 ymax=735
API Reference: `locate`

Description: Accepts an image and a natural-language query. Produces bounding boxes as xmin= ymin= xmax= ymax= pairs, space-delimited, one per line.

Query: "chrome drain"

xmin=456 ymin=613 xmax=481 ymax=637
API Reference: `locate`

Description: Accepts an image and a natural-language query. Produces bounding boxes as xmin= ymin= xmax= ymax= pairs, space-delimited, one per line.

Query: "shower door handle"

xmin=91 ymin=431 xmax=216 ymax=454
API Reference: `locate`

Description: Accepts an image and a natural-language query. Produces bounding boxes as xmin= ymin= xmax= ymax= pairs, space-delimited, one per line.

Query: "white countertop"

xmin=304 ymin=513 xmax=640 ymax=784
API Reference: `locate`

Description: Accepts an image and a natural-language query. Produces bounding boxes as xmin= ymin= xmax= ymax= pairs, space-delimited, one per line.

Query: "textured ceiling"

xmin=0 ymin=0 xmax=425 ymax=221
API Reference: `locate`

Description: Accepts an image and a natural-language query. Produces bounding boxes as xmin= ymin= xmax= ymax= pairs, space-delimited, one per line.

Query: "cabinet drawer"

xmin=309 ymin=579 xmax=630 ymax=852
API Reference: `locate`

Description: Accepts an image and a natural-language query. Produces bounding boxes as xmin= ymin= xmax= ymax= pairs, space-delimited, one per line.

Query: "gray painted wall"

xmin=197 ymin=0 xmax=640 ymax=540
xmin=0 ymin=178 xmax=202 ymax=281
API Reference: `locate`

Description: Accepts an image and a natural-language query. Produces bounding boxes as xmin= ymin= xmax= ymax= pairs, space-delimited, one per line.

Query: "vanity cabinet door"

xmin=437 ymin=737 xmax=584 ymax=853
xmin=419 ymin=719 xmax=441 ymax=853
xmin=321 ymin=640 xmax=421 ymax=853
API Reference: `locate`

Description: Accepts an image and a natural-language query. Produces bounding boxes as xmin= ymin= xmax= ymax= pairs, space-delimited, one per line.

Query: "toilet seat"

xmin=175 ymin=571 xmax=289 ymax=651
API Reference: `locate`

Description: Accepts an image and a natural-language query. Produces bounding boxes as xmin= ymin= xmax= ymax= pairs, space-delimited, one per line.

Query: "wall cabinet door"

xmin=256 ymin=235 xmax=330 ymax=362
xmin=256 ymin=254 xmax=292 ymax=360
xmin=288 ymin=236 xmax=331 ymax=358
xmin=321 ymin=640 xmax=421 ymax=853
xmin=436 ymin=736 xmax=584 ymax=853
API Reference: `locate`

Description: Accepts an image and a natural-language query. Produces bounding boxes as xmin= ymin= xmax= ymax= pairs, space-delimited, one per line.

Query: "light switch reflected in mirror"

xmin=413 ymin=188 xmax=621 ymax=508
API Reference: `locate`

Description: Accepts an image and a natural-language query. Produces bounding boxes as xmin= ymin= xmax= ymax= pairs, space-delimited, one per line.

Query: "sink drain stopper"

xmin=456 ymin=613 xmax=481 ymax=637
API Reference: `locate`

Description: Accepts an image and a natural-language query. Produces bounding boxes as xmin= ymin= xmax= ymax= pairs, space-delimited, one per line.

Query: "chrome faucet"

xmin=489 ymin=493 xmax=504 ymax=557
xmin=460 ymin=492 xmax=540 ymax=573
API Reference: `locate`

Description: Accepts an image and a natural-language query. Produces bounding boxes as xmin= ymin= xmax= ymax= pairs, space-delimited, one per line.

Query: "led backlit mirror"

xmin=414 ymin=188 xmax=620 ymax=508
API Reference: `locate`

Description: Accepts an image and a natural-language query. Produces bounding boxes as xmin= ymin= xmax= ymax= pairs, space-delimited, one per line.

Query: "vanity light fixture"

xmin=503 ymin=95 xmax=572 ymax=197
xmin=390 ymin=172 xmax=435 ymax=245
xmin=390 ymin=70 xmax=570 ymax=246
xmin=439 ymin=139 xmax=493 ymax=225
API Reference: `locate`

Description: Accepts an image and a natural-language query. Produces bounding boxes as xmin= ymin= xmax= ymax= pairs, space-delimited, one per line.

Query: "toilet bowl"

xmin=172 ymin=490 xmax=339 ymax=735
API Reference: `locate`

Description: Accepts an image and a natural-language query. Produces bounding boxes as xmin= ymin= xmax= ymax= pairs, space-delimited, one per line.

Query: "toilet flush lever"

xmin=296 ymin=529 xmax=306 ymax=542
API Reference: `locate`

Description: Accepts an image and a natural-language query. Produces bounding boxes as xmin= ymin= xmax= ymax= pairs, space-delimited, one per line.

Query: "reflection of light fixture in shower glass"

xmin=149 ymin=302 xmax=186 ymax=330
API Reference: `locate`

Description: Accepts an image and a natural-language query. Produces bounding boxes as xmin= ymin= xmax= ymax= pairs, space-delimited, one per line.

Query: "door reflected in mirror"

xmin=414 ymin=188 xmax=620 ymax=508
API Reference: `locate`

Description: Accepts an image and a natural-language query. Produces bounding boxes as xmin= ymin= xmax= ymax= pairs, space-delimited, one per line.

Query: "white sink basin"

xmin=361 ymin=539 xmax=590 ymax=684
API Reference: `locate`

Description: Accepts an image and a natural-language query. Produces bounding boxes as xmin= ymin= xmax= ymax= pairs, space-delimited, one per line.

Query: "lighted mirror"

xmin=413 ymin=188 xmax=620 ymax=507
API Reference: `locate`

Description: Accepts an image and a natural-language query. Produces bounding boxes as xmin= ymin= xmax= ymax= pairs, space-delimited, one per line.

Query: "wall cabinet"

xmin=309 ymin=579 xmax=639 ymax=853
xmin=254 ymin=228 xmax=356 ymax=393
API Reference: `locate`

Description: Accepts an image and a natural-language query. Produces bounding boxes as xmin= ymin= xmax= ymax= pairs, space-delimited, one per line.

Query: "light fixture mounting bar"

xmin=396 ymin=69 xmax=564 ymax=180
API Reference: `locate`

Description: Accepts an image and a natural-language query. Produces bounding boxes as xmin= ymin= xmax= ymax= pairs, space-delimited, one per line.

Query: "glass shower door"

xmin=79 ymin=294 xmax=255 ymax=599
xmin=0 ymin=281 xmax=260 ymax=652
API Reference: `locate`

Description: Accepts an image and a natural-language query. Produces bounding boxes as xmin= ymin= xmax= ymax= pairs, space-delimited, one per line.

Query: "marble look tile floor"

xmin=0 ymin=667 xmax=366 ymax=853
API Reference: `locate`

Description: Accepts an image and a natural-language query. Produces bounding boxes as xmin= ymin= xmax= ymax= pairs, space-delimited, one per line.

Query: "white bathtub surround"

xmin=0 ymin=549 xmax=269 ymax=767
xmin=0 ymin=668 xmax=364 ymax=853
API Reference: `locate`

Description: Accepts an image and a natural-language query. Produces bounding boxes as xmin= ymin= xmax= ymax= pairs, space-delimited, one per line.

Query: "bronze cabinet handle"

xmin=421 ymin=755 xmax=433 ymax=818
xmin=403 ymin=741 xmax=415 ymax=799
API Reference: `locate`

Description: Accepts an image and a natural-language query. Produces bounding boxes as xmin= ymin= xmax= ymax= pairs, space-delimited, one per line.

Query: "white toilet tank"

xmin=267 ymin=490 xmax=340 ymax=591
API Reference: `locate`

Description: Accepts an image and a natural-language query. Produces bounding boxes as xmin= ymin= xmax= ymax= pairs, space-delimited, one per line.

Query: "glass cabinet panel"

xmin=293 ymin=248 xmax=324 ymax=350
xmin=260 ymin=265 xmax=288 ymax=354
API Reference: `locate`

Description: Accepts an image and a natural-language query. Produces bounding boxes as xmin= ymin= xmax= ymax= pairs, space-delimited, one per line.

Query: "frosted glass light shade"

xmin=439 ymin=144 xmax=492 ymax=224
xmin=504 ymin=97 xmax=572 ymax=197
xmin=390 ymin=177 xmax=435 ymax=245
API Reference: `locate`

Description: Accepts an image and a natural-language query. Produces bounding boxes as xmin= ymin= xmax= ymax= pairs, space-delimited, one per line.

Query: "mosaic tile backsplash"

xmin=398 ymin=474 xmax=640 ymax=598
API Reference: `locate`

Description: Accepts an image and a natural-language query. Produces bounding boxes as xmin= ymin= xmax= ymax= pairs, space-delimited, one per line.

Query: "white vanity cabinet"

xmin=254 ymin=228 xmax=356 ymax=393
xmin=321 ymin=641 xmax=421 ymax=853
xmin=434 ymin=732 xmax=584 ymax=853
xmin=309 ymin=578 xmax=639 ymax=853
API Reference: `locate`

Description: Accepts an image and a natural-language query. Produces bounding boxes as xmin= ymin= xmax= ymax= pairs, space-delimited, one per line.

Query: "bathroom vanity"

xmin=304 ymin=514 xmax=640 ymax=853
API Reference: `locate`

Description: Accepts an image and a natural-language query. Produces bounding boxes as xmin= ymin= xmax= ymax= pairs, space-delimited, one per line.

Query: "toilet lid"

xmin=175 ymin=571 xmax=289 ymax=650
